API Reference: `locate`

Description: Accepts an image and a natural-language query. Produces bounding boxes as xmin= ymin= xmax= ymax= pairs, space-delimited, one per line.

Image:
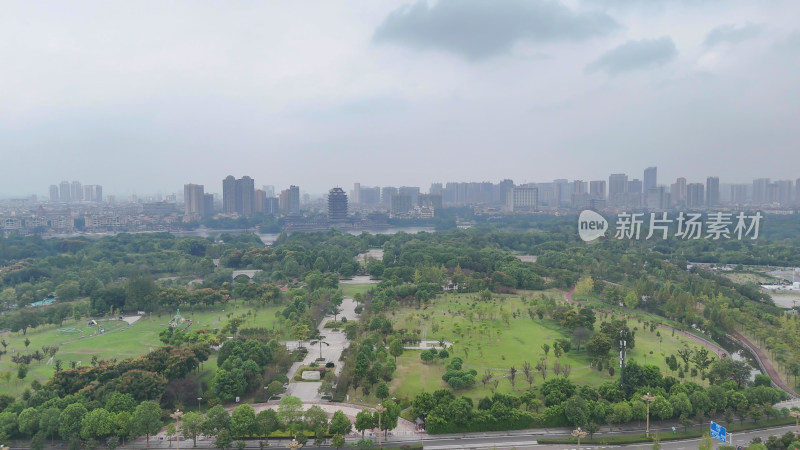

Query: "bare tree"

xmin=481 ymin=369 xmax=492 ymax=387
xmin=536 ymin=358 xmax=548 ymax=380
xmin=509 ymin=366 xmax=517 ymax=387
xmin=562 ymin=364 xmax=572 ymax=379
xmin=552 ymin=359 xmax=562 ymax=377
xmin=522 ymin=361 xmax=533 ymax=388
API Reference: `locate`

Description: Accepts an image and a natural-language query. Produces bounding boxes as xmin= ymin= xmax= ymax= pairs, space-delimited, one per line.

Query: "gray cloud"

xmin=703 ymin=23 xmax=764 ymax=47
xmin=774 ymin=30 xmax=800 ymax=51
xmin=585 ymin=36 xmax=677 ymax=75
xmin=373 ymin=0 xmax=619 ymax=60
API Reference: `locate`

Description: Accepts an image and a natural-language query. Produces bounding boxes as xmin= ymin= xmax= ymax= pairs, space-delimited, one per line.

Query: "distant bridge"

xmin=232 ymin=270 xmax=262 ymax=280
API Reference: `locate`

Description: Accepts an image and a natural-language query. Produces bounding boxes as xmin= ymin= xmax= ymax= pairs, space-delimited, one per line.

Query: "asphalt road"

xmin=419 ymin=425 xmax=799 ymax=450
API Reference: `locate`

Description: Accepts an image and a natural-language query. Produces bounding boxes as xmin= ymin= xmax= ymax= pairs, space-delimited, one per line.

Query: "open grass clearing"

xmin=0 ymin=301 xmax=283 ymax=397
xmin=383 ymin=291 xmax=712 ymax=400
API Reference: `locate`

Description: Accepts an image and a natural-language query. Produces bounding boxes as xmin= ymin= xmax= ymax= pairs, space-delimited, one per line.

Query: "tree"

xmin=255 ymin=409 xmax=279 ymax=439
xmin=564 ymin=396 xmax=589 ymax=428
xmin=214 ymin=430 xmax=233 ymax=450
xmin=59 ymin=403 xmax=88 ymax=440
xmin=133 ymin=401 xmax=163 ymax=447
xmin=181 ymin=412 xmax=204 ymax=447
xmin=304 ymin=405 xmax=329 ymax=433
xmin=203 ymin=405 xmax=231 ymax=437
xmin=332 ymin=433 xmax=345 ymax=450
xmin=650 ymin=396 xmax=673 ymax=422
xmin=230 ymin=404 xmax=256 ymax=438
xmin=376 ymin=382 xmax=390 ymax=401
xmin=698 ymin=432 xmax=713 ymax=450
xmin=39 ymin=407 xmax=61 ymax=442
xmin=329 ymin=410 xmax=352 ymax=436
xmin=542 ymin=343 xmax=550 ymax=357
xmin=81 ymin=408 xmax=114 ymax=441
xmin=354 ymin=409 xmax=374 ymax=438
xmin=18 ymin=407 xmax=41 ymax=437
xmin=277 ymin=396 xmax=304 ymax=427
xmin=389 ymin=339 xmax=404 ymax=362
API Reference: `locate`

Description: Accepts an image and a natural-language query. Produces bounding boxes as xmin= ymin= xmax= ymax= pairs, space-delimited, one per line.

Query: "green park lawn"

xmin=384 ymin=291 xmax=710 ymax=401
xmin=340 ymin=283 xmax=373 ymax=298
xmin=0 ymin=301 xmax=283 ymax=397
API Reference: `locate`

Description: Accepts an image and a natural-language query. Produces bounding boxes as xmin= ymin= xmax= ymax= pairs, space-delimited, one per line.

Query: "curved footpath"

xmin=730 ymin=330 xmax=799 ymax=398
xmin=565 ymin=288 xmax=798 ymax=399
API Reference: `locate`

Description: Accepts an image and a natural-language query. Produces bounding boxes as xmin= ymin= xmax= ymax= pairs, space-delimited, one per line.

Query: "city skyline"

xmin=1 ymin=1 xmax=800 ymax=197
xmin=23 ymin=168 xmax=800 ymax=201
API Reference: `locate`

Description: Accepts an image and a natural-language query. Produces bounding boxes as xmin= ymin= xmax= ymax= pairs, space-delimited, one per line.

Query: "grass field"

xmin=340 ymin=283 xmax=374 ymax=298
xmin=0 ymin=301 xmax=283 ymax=397
xmin=380 ymin=291 xmax=708 ymax=401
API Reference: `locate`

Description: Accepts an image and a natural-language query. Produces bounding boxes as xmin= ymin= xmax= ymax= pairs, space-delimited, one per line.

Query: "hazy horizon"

xmin=2 ymin=1 xmax=799 ymax=198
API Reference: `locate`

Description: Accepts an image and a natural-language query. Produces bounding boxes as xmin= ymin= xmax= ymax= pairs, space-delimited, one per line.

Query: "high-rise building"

xmin=390 ymin=194 xmax=412 ymax=216
xmin=776 ymin=180 xmax=793 ymax=206
xmin=237 ymin=176 xmax=255 ymax=216
xmin=670 ymin=178 xmax=687 ymax=206
xmin=254 ymin=189 xmax=266 ymax=213
xmin=49 ymin=185 xmax=59 ymax=202
xmin=265 ymin=197 xmax=280 ymax=214
xmin=398 ymin=186 xmax=420 ymax=207
xmin=59 ymin=181 xmax=71 ymax=202
xmin=589 ymin=180 xmax=606 ymax=199
xmin=687 ymin=183 xmax=705 ymax=208
xmin=262 ymin=185 xmax=275 ymax=198
xmin=730 ymin=184 xmax=748 ymax=204
xmin=573 ymin=180 xmax=588 ymax=195
xmin=328 ymin=187 xmax=348 ymax=221
xmin=279 ymin=185 xmax=300 ymax=213
xmin=418 ymin=194 xmax=443 ymax=210
xmin=608 ymin=174 xmax=628 ymax=206
xmin=352 ymin=183 xmax=361 ymax=204
xmin=644 ymin=167 xmax=657 ymax=193
xmin=706 ymin=177 xmax=720 ymax=207
xmin=507 ymin=186 xmax=538 ymax=212
xmin=203 ymin=194 xmax=214 ymax=216
xmin=796 ymin=178 xmax=800 ymax=206
xmin=381 ymin=187 xmax=397 ymax=206
xmin=222 ymin=175 xmax=255 ymax=216
xmin=360 ymin=186 xmax=381 ymax=205
xmin=71 ymin=181 xmax=83 ymax=202
xmin=223 ymin=175 xmax=237 ymax=214
xmin=184 ymin=184 xmax=205 ymax=217
xmin=647 ymin=186 xmax=666 ymax=210
xmin=752 ymin=178 xmax=770 ymax=205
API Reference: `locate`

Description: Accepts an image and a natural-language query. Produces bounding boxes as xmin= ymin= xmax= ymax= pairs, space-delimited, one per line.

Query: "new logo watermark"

xmin=578 ymin=210 xmax=608 ymax=242
xmin=578 ymin=210 xmax=762 ymax=242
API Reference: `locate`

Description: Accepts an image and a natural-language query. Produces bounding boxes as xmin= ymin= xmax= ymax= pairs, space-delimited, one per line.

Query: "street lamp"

xmin=197 ymin=397 xmax=202 ymax=414
xmin=642 ymin=393 xmax=656 ymax=438
xmin=375 ymin=404 xmax=387 ymax=450
xmin=171 ymin=409 xmax=184 ymax=450
xmin=571 ymin=427 xmax=587 ymax=450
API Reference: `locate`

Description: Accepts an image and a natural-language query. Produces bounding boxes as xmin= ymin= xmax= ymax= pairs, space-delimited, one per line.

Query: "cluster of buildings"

xmin=1 ymin=168 xmax=799 ymax=235
xmin=48 ymin=181 xmax=103 ymax=203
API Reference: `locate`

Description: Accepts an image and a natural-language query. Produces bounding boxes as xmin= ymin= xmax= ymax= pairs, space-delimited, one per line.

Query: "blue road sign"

xmin=710 ymin=421 xmax=727 ymax=443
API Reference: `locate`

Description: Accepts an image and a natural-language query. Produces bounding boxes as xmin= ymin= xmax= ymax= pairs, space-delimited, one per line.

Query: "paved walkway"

xmin=283 ymin=297 xmax=359 ymax=402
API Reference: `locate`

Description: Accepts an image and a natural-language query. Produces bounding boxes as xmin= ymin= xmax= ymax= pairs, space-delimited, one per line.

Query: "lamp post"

xmin=171 ymin=410 xmax=184 ymax=450
xmin=791 ymin=410 xmax=800 ymax=434
xmin=197 ymin=397 xmax=202 ymax=414
xmin=375 ymin=404 xmax=387 ymax=450
xmin=642 ymin=393 xmax=655 ymax=438
xmin=571 ymin=427 xmax=587 ymax=450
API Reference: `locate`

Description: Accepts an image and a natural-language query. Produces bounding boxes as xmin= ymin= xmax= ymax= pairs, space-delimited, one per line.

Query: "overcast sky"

xmin=2 ymin=0 xmax=799 ymax=198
